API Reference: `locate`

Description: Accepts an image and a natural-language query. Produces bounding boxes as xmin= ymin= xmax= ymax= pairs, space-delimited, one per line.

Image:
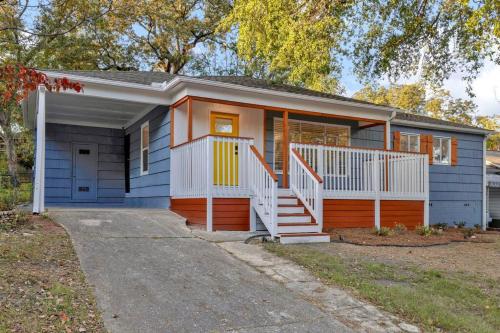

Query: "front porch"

xmin=170 ymin=97 xmax=429 ymax=242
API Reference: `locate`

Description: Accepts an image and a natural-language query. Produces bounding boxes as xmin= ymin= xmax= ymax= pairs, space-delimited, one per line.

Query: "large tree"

xmin=224 ymin=0 xmax=499 ymax=93
xmin=116 ymin=0 xmax=232 ymax=74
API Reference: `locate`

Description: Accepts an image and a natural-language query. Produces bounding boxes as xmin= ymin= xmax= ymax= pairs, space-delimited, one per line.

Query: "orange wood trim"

xmin=383 ymin=123 xmax=388 ymax=149
xmin=359 ymin=123 xmax=383 ymax=130
xmin=427 ymin=135 xmax=434 ymax=165
xmin=250 ymin=145 xmax=278 ymax=182
xmin=171 ymin=96 xmax=189 ymax=109
xmin=289 ymin=141 xmax=427 ymax=155
xmin=189 ymin=96 xmax=387 ymax=124
xmin=283 ymin=110 xmax=289 ymax=188
xmin=451 ymin=137 xmax=458 ymax=166
xmin=187 ymin=97 xmax=193 ymax=141
xmin=170 ymin=107 xmax=175 ymax=147
xmin=171 ymin=134 xmax=254 ymax=149
xmin=393 ymin=131 xmax=401 ymax=151
xmin=291 ymin=148 xmax=323 ymax=183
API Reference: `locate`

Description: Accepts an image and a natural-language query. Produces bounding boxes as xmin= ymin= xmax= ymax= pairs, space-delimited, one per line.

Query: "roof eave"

xmin=392 ymin=119 xmax=492 ymax=135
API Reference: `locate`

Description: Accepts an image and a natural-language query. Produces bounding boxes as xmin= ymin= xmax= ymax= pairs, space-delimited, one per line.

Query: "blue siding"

xmin=124 ymin=106 xmax=171 ymax=208
xmin=392 ymin=125 xmax=484 ymax=226
xmin=264 ymin=111 xmax=384 ymax=185
xmin=44 ymin=123 xmax=125 ymax=205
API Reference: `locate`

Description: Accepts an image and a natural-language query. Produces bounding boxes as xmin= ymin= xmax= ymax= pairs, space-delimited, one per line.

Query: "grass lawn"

xmin=0 ymin=215 xmax=106 ymax=333
xmin=264 ymin=241 xmax=500 ymax=333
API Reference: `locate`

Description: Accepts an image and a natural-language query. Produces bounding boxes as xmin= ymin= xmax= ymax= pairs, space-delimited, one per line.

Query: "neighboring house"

xmin=22 ymin=71 xmax=491 ymax=243
xmin=486 ymin=150 xmax=500 ymax=226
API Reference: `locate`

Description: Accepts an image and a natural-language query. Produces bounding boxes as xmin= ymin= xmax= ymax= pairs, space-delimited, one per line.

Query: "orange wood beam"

xmin=283 ymin=110 xmax=289 ymax=188
xmin=189 ymin=96 xmax=386 ymax=124
xmin=187 ymin=97 xmax=193 ymax=142
xmin=359 ymin=123 xmax=383 ymax=130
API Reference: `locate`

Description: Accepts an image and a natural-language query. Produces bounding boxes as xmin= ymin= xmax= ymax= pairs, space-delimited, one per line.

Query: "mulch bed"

xmin=328 ymin=228 xmax=496 ymax=247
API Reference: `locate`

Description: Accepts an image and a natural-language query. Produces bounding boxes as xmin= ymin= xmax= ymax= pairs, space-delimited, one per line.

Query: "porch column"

xmin=385 ymin=121 xmax=391 ymax=150
xmin=33 ymin=86 xmax=46 ymax=214
xmin=187 ymin=97 xmax=193 ymax=142
xmin=282 ymin=110 xmax=289 ymax=188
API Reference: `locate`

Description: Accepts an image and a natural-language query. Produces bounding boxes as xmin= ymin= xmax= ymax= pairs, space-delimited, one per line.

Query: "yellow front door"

xmin=210 ymin=112 xmax=239 ymax=186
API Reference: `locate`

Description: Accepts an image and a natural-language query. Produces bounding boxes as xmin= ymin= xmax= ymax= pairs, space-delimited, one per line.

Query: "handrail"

xmin=172 ymin=134 xmax=254 ymax=149
xmin=250 ymin=145 xmax=278 ymax=182
xmin=289 ymin=141 xmax=427 ymax=155
xmin=291 ymin=148 xmax=323 ymax=183
xmin=289 ymin=147 xmax=323 ymax=231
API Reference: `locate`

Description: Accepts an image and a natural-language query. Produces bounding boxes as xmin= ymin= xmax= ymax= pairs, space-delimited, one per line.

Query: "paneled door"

xmin=210 ymin=112 xmax=239 ymax=186
xmin=72 ymin=143 xmax=98 ymax=201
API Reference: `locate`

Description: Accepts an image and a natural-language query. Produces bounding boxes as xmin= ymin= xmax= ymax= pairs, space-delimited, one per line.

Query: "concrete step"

xmin=279 ymin=233 xmax=331 ymax=244
xmin=277 ymin=205 xmax=304 ymax=214
xmin=277 ymin=213 xmax=311 ymax=224
xmin=277 ymin=223 xmax=320 ymax=234
xmin=277 ymin=197 xmax=298 ymax=205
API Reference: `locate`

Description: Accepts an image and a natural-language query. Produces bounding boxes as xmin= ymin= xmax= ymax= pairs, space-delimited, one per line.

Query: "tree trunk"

xmin=3 ymin=135 xmax=19 ymax=188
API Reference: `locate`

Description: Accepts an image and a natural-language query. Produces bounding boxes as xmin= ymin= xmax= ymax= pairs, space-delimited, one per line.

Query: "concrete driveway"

xmin=52 ymin=209 xmax=351 ymax=333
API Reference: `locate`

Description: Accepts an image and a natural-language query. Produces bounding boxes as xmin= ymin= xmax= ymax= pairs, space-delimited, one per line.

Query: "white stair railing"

xmin=248 ymin=145 xmax=278 ymax=237
xmin=289 ymin=147 xmax=323 ymax=231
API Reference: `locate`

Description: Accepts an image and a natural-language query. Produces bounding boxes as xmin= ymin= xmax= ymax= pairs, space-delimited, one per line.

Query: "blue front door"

xmin=72 ymin=143 xmax=98 ymax=201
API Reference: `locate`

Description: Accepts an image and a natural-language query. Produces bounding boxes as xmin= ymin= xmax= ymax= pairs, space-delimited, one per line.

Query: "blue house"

xmin=23 ymin=71 xmax=491 ymax=243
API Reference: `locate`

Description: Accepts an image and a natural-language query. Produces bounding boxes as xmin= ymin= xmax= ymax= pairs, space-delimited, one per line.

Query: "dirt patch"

xmin=329 ymin=227 xmax=497 ymax=246
xmin=0 ymin=215 xmax=106 ymax=332
xmin=317 ymin=234 xmax=500 ymax=280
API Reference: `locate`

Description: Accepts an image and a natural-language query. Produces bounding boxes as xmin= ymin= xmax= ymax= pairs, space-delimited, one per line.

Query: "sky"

xmin=342 ymin=60 xmax=500 ymax=117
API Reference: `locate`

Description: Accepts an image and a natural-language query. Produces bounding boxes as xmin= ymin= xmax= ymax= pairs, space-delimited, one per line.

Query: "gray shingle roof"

xmin=47 ymin=70 xmax=488 ymax=133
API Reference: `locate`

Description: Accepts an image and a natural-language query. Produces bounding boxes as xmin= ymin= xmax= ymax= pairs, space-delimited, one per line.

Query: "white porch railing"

xmin=289 ymin=148 xmax=323 ymax=230
xmin=248 ymin=146 xmax=278 ymax=236
xmin=171 ymin=135 xmax=254 ymax=199
xmin=290 ymin=143 xmax=429 ymax=200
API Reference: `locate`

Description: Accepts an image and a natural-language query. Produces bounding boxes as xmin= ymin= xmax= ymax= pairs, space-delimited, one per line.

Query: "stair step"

xmin=277 ymin=188 xmax=293 ymax=197
xmin=277 ymin=222 xmax=320 ymax=233
xmin=277 ymin=205 xmax=304 ymax=214
xmin=277 ymin=213 xmax=311 ymax=224
xmin=277 ymin=197 xmax=298 ymax=205
xmin=279 ymin=233 xmax=331 ymax=244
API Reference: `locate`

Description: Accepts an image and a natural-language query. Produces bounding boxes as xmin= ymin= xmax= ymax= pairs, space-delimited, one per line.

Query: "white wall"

xmin=173 ymin=102 xmax=187 ymax=145
xmin=190 ymin=100 xmax=265 ymax=154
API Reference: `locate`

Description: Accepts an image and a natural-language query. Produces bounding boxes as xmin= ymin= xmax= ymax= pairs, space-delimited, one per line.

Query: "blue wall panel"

xmin=44 ymin=123 xmax=125 ymax=205
xmin=124 ymin=106 xmax=171 ymax=208
xmin=392 ymin=125 xmax=485 ymax=226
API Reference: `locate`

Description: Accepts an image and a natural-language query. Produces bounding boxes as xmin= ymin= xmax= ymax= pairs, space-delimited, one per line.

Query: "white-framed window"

xmin=400 ymin=132 xmax=420 ymax=153
xmin=433 ymin=136 xmax=451 ymax=165
xmin=140 ymin=121 xmax=150 ymax=175
xmin=273 ymin=117 xmax=350 ymax=172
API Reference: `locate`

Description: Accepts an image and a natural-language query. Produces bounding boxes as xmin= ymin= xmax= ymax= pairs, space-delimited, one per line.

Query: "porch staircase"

xmin=269 ymin=189 xmax=330 ymax=244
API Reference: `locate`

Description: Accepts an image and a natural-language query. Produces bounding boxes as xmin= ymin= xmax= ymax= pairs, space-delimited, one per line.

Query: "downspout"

xmin=483 ymin=135 xmax=488 ymax=230
xmin=385 ymin=111 xmax=397 ymax=150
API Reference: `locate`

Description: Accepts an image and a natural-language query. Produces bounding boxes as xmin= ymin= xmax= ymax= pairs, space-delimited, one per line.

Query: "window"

xmin=140 ymin=122 xmax=149 ymax=175
xmin=433 ymin=136 xmax=451 ymax=165
xmin=273 ymin=118 xmax=350 ymax=172
xmin=400 ymin=133 xmax=420 ymax=153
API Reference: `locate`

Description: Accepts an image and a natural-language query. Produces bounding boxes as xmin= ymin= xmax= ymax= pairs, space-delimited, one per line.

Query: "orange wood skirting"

xmin=213 ymin=198 xmax=250 ymax=231
xmin=171 ymin=198 xmax=250 ymax=231
xmin=380 ymin=200 xmax=424 ymax=229
xmin=323 ymin=199 xmax=375 ymax=229
xmin=171 ymin=198 xmax=207 ymax=226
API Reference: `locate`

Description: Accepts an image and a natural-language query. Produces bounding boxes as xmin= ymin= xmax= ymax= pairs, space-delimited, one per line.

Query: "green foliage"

xmin=416 ymin=225 xmax=434 ymax=237
xmin=476 ymin=116 xmax=500 ymax=151
xmin=394 ymin=223 xmax=407 ymax=234
xmin=432 ymin=223 xmax=449 ymax=230
xmin=222 ymin=0 xmax=348 ymax=92
xmin=462 ymin=228 xmax=476 ymax=239
xmin=454 ymin=221 xmax=467 ymax=229
xmin=372 ymin=227 xmax=393 ymax=236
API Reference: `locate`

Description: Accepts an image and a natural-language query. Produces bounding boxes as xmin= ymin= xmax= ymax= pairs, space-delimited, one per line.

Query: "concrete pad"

xmin=51 ymin=208 xmax=352 ymax=333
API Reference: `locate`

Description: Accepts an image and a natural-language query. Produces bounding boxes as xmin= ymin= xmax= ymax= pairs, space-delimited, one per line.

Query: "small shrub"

xmin=40 ymin=212 xmax=50 ymax=220
xmin=14 ymin=210 xmax=29 ymax=225
xmin=416 ymin=225 xmax=433 ymax=237
xmin=473 ymin=224 xmax=482 ymax=230
xmin=432 ymin=222 xmax=448 ymax=230
xmin=462 ymin=228 xmax=476 ymax=239
xmin=454 ymin=221 xmax=466 ymax=229
xmin=393 ymin=223 xmax=407 ymax=234
xmin=372 ymin=227 xmax=393 ymax=236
